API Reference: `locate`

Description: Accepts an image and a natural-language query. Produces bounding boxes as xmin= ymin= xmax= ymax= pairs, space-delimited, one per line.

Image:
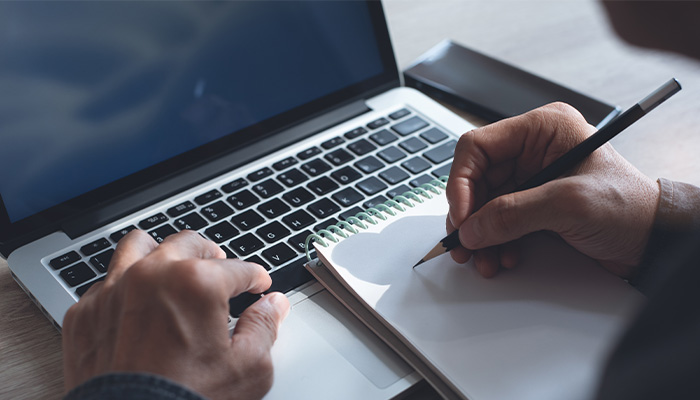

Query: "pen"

xmin=414 ymin=78 xmax=682 ymax=268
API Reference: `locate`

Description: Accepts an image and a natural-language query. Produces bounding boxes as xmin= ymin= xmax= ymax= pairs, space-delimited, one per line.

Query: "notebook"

xmin=306 ymin=179 xmax=644 ymax=400
xmin=0 ymin=2 xmax=474 ymax=398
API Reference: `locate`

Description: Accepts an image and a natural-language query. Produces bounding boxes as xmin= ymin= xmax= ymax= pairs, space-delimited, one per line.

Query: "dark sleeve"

xmin=63 ymin=373 xmax=209 ymax=400
xmin=628 ymin=178 xmax=700 ymax=294
xmin=595 ymin=179 xmax=700 ymax=400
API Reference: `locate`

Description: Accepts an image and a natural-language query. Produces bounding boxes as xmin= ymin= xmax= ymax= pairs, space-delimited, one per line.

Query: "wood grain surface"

xmin=2 ymin=1 xmax=699 ymax=399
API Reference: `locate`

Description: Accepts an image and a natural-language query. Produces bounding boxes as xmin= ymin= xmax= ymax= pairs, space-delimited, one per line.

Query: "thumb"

xmin=232 ymin=292 xmax=290 ymax=357
xmin=458 ymin=184 xmax=561 ymax=250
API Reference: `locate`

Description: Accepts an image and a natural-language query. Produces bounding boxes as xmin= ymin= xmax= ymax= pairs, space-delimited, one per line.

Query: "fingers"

xmin=155 ymin=230 xmax=226 ymax=261
xmin=207 ymin=258 xmax=273 ymax=298
xmin=447 ymin=103 xmax=594 ymax=230
xmin=106 ymin=230 xmax=158 ymax=284
xmin=231 ymin=292 xmax=290 ymax=358
xmin=458 ymin=182 xmax=565 ymax=250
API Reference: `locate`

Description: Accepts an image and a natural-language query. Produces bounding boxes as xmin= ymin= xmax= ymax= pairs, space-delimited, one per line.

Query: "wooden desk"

xmin=2 ymin=1 xmax=700 ymax=398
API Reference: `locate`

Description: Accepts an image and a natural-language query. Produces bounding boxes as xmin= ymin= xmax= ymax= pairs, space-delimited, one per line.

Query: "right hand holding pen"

xmin=446 ymin=102 xmax=660 ymax=279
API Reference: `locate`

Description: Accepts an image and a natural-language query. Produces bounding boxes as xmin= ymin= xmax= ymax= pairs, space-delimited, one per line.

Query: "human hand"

xmin=446 ymin=103 xmax=660 ymax=279
xmin=62 ymin=230 xmax=290 ymax=399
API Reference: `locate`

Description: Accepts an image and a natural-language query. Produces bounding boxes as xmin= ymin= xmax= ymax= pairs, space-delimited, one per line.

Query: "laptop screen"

xmin=0 ymin=1 xmax=397 ymax=240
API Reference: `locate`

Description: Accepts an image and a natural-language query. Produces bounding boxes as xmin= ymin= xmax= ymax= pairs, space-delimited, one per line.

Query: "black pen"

xmin=414 ymin=78 xmax=682 ymax=268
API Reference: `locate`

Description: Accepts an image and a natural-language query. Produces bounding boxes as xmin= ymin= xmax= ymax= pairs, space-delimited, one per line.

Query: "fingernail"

xmin=266 ymin=292 xmax=291 ymax=319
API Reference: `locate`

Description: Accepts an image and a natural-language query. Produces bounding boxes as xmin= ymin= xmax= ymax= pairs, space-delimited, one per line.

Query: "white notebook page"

xmin=314 ymin=190 xmax=642 ymax=400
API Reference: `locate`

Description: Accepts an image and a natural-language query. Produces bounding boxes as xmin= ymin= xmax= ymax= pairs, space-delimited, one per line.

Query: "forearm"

xmin=631 ymin=178 xmax=700 ymax=294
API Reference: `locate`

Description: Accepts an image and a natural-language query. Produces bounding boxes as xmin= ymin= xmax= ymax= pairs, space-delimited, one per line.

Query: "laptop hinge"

xmin=60 ymin=99 xmax=372 ymax=240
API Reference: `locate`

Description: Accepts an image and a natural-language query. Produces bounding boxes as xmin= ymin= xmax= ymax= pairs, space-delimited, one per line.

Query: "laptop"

xmin=0 ymin=1 xmax=473 ymax=398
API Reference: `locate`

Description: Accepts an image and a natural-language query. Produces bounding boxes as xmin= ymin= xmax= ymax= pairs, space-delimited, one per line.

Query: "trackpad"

xmin=266 ymin=290 xmax=413 ymax=399
xmin=297 ymin=290 xmax=412 ymax=387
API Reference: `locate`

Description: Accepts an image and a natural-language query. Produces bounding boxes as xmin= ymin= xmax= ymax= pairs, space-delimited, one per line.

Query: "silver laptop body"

xmin=0 ymin=2 xmax=473 ymax=398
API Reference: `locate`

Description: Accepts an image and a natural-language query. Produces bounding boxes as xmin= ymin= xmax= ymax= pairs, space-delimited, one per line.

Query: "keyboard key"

xmin=227 ymin=189 xmax=260 ymax=210
xmin=369 ymin=129 xmax=398 ymax=146
xmin=282 ymin=187 xmax=315 ymax=208
xmin=252 ymin=179 xmax=284 ymax=199
xmin=76 ymin=277 xmax=104 ymax=297
xmin=205 ymin=221 xmax=239 ymax=243
xmin=297 ymin=146 xmax=322 ymax=160
xmin=60 ymin=262 xmax=96 ymax=287
xmin=379 ymin=166 xmax=410 ymax=185
xmin=230 ymin=233 xmax=265 ymax=256
xmin=314 ymin=218 xmax=339 ymax=233
xmin=167 ymin=201 xmax=195 ymax=218
xmin=173 ymin=213 xmax=208 ymax=231
xmin=387 ymin=184 xmax=412 ymax=199
xmin=301 ymin=158 xmax=331 ymax=176
xmin=257 ymin=198 xmax=291 ymax=219
xmin=410 ymin=174 xmax=434 ymax=188
xmin=262 ymin=243 xmax=297 ymax=267
xmin=367 ymin=117 xmax=390 ymax=130
xmin=80 ymin=238 xmax=110 ymax=256
xmin=110 ymin=225 xmax=137 ymax=243
xmin=356 ymin=176 xmax=388 ymax=195
xmin=344 ymin=127 xmax=368 ymax=139
xmin=272 ymin=157 xmax=298 ymax=171
xmin=221 ymin=178 xmax=248 ymax=193
xmin=194 ymin=189 xmax=222 ymax=205
xmin=330 ymin=166 xmax=362 ymax=185
xmin=247 ymin=167 xmax=273 ymax=182
xmin=200 ymin=201 xmax=234 ymax=222
xmin=266 ymin=258 xmax=313 ymax=294
xmin=424 ymin=140 xmax=457 ymax=164
xmin=288 ymin=230 xmax=313 ymax=253
xmin=432 ymin=163 xmax=452 ymax=178
xmin=149 ymin=224 xmax=177 ymax=243
xmin=347 ymin=139 xmax=377 ymax=156
xmin=363 ymin=195 xmax=389 ymax=209
xmin=321 ymin=136 xmax=345 ymax=149
xmin=221 ymin=246 xmax=237 ymax=259
xmin=277 ymin=168 xmax=309 ymax=187
xmin=231 ymin=209 xmax=265 ymax=231
xmin=399 ymin=137 xmax=428 ymax=153
xmin=138 ymin=213 xmax=168 ymax=230
xmin=245 ymin=255 xmax=271 ymax=271
xmin=256 ymin=221 xmax=291 ymax=243
xmin=50 ymin=251 xmax=80 ymax=270
xmin=391 ymin=116 xmax=428 ymax=136
xmin=332 ymin=187 xmax=364 ymax=207
xmin=420 ymin=127 xmax=449 ymax=144
xmin=307 ymin=176 xmax=339 ymax=196
xmin=324 ymin=148 xmax=355 ymax=166
xmin=229 ymin=293 xmax=264 ymax=317
xmin=377 ymin=146 xmax=407 ymax=163
xmin=89 ymin=249 xmax=114 ymax=273
xmin=339 ymin=206 xmax=364 ymax=221
xmin=389 ymin=108 xmax=411 ymax=120
xmin=354 ymin=155 xmax=384 ymax=174
xmin=282 ymin=209 xmax=315 ymax=231
xmin=401 ymin=157 xmax=431 ymax=174
xmin=307 ymin=198 xmax=341 ymax=219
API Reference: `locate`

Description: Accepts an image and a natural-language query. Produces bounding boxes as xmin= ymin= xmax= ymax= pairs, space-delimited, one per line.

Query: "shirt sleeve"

xmin=63 ymin=373 xmax=209 ymax=400
xmin=630 ymin=178 xmax=700 ymax=294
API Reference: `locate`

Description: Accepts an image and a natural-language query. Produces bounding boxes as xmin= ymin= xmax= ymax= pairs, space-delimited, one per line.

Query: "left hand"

xmin=62 ymin=230 xmax=290 ymax=399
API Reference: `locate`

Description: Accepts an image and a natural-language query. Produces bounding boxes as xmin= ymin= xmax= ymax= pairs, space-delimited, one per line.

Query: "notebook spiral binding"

xmin=305 ymin=176 xmax=448 ymax=261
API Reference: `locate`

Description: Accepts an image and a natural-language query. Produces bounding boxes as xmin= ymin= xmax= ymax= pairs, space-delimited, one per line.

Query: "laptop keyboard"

xmin=46 ymin=107 xmax=457 ymax=316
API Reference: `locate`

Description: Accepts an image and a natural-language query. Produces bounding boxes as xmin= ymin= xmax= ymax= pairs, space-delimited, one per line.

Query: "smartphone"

xmin=404 ymin=40 xmax=620 ymax=128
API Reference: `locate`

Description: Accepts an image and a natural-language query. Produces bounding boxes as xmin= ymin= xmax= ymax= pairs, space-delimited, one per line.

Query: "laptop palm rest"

xmin=265 ymin=289 xmax=415 ymax=399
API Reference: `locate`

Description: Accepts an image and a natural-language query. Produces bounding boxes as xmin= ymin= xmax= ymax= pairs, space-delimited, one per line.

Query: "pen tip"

xmin=413 ymin=259 xmax=425 ymax=269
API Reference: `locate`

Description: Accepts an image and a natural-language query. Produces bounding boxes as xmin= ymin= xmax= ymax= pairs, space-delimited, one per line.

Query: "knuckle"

xmin=490 ymin=194 xmax=519 ymax=235
xmin=117 ymin=229 xmax=152 ymax=247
